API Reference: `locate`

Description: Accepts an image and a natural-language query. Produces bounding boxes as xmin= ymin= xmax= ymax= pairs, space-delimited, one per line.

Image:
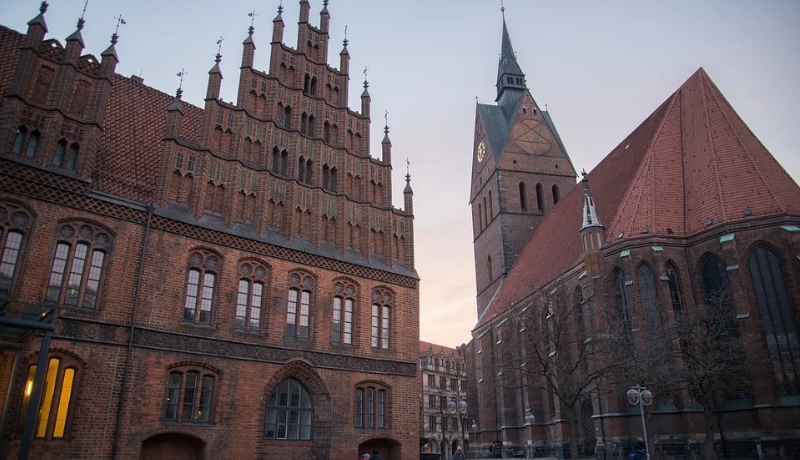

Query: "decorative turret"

xmin=25 ymin=1 xmax=49 ymax=46
xmin=339 ymin=33 xmax=350 ymax=74
xmin=404 ymin=162 xmax=414 ymax=215
xmin=206 ymin=41 xmax=223 ymax=100
xmin=579 ymin=171 xmax=605 ymax=265
xmin=165 ymin=87 xmax=184 ymax=138
xmin=99 ymin=31 xmax=120 ymax=78
xmin=381 ymin=116 xmax=391 ymax=164
xmin=64 ymin=17 xmax=85 ymax=62
xmin=242 ymin=19 xmax=256 ymax=68
xmin=580 ymin=172 xmax=602 ymax=231
xmin=272 ymin=4 xmax=285 ymax=44
xmin=360 ymin=71 xmax=370 ymax=118
xmin=299 ymin=0 xmax=310 ymax=24
xmin=319 ymin=0 xmax=330 ymax=32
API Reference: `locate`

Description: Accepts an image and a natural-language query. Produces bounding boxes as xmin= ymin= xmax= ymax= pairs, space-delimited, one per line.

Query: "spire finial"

xmin=324 ymin=0 xmax=329 ymax=6
xmin=581 ymin=168 xmax=587 ymax=178
xmin=278 ymin=0 xmax=284 ymax=15
xmin=343 ymin=25 xmax=349 ymax=47
xmin=248 ymin=10 xmax=257 ymax=35
xmin=215 ymin=36 xmax=224 ymax=64
xmin=406 ymin=158 xmax=411 ymax=184
xmin=76 ymin=0 xmax=88 ymax=30
xmin=384 ymin=110 xmax=389 ymax=134
xmin=176 ymin=69 xmax=186 ymax=99
xmin=363 ymin=66 xmax=369 ymax=88
xmin=500 ymin=0 xmax=505 ymax=17
xmin=112 ymin=14 xmax=126 ymax=45
xmin=39 ymin=1 xmax=48 ymax=14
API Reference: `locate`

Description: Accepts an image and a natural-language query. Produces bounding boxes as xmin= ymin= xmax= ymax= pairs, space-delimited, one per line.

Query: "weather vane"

xmin=177 ymin=69 xmax=187 ymax=90
xmin=248 ymin=10 xmax=258 ymax=27
xmin=363 ymin=66 xmax=368 ymax=82
xmin=77 ymin=0 xmax=88 ymax=30
xmin=114 ymin=14 xmax=126 ymax=35
xmin=216 ymin=36 xmax=224 ymax=54
xmin=384 ymin=110 xmax=388 ymax=126
xmin=406 ymin=158 xmax=411 ymax=178
xmin=343 ymin=25 xmax=348 ymax=46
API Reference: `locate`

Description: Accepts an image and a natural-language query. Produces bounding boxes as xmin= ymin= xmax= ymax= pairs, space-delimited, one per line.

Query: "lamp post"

xmin=448 ymin=398 xmax=468 ymax=454
xmin=471 ymin=420 xmax=478 ymax=459
xmin=627 ymin=385 xmax=653 ymax=460
xmin=524 ymin=408 xmax=536 ymax=459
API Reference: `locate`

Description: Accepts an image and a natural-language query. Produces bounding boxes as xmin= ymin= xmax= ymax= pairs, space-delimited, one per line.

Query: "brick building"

xmin=418 ymin=342 xmax=469 ymax=460
xmin=465 ymin=14 xmax=800 ymax=459
xmin=0 ymin=2 xmax=420 ymax=460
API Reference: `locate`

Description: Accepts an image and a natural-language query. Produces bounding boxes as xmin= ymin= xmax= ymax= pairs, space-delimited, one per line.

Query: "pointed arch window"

xmin=163 ymin=366 xmax=216 ymax=423
xmin=13 ymin=127 xmax=26 ymax=154
xmin=552 ymin=184 xmax=560 ymax=204
xmin=637 ymin=264 xmax=660 ymax=333
xmin=26 ymin=131 xmax=40 ymax=158
xmin=0 ymin=202 xmax=32 ymax=297
xmin=183 ymin=251 xmax=220 ymax=324
xmin=283 ymin=106 xmax=292 ymax=129
xmin=307 ymin=115 xmax=315 ymax=137
xmin=272 ymin=147 xmax=280 ymax=174
xmin=701 ymin=256 xmax=733 ymax=307
xmin=519 ymin=182 xmax=527 ymax=212
xmin=280 ymin=151 xmax=288 ymax=176
xmin=236 ymin=261 xmax=269 ymax=333
xmin=665 ymin=263 xmax=684 ymax=316
xmin=487 ymin=255 xmax=493 ymax=281
xmin=46 ymin=222 xmax=112 ymax=309
xmin=482 ymin=196 xmax=487 ymax=228
xmin=371 ymin=288 xmax=393 ymax=350
xmin=354 ymin=384 xmax=388 ymax=429
xmin=478 ymin=203 xmax=483 ymax=231
xmin=333 ymin=280 xmax=356 ymax=345
xmin=748 ymin=246 xmax=800 ymax=395
xmin=488 ymin=190 xmax=493 ymax=220
xmin=16 ymin=356 xmax=79 ymax=440
xmin=264 ymin=378 xmax=313 ymax=440
xmin=536 ymin=183 xmax=544 ymax=211
xmin=287 ymin=272 xmax=314 ymax=339
xmin=54 ymin=143 xmax=79 ymax=171
xmin=614 ymin=269 xmax=631 ymax=326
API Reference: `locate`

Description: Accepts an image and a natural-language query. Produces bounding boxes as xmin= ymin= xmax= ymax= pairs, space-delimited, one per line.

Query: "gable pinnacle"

xmin=215 ymin=36 xmax=224 ymax=64
xmin=581 ymin=173 xmax=603 ymax=230
xmin=343 ymin=25 xmax=349 ymax=48
xmin=40 ymin=1 xmax=48 ymax=14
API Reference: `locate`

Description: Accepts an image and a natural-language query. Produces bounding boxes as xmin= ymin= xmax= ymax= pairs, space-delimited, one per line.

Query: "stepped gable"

xmin=477 ymin=67 xmax=800 ymax=328
xmin=96 ymin=74 xmax=204 ymax=201
xmin=0 ymin=27 xmax=24 ymax=104
xmin=419 ymin=340 xmax=461 ymax=358
xmin=608 ymin=68 xmax=800 ymax=240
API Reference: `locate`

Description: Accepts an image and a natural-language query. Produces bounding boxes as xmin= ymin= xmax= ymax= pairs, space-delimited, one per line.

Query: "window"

xmin=0 ymin=202 xmax=32 ymax=297
xmin=637 ymin=264 xmax=660 ymax=333
xmin=265 ymin=378 xmax=313 ymax=440
xmin=487 ymin=255 xmax=493 ymax=281
xmin=284 ymin=106 xmax=292 ymax=129
xmin=519 ymin=182 xmax=527 ymax=212
xmin=371 ymin=288 xmax=393 ymax=349
xmin=272 ymin=148 xmax=280 ymax=174
xmin=164 ymin=367 xmax=216 ymax=423
xmin=287 ymin=271 xmax=314 ymax=339
xmin=613 ymin=268 xmax=630 ymax=325
xmin=536 ymin=183 xmax=544 ymax=210
xmin=46 ymin=222 xmax=112 ymax=309
xmin=701 ymin=256 xmax=733 ymax=306
xmin=552 ymin=184 xmax=560 ymax=204
xmin=13 ymin=127 xmax=26 ymax=154
xmin=439 ymin=376 xmax=447 ymax=390
xmin=427 ymin=374 xmax=435 ymax=388
xmin=354 ymin=384 xmax=388 ymax=429
xmin=53 ymin=141 xmax=79 ymax=170
xmin=428 ymin=394 xmax=436 ymax=408
xmin=183 ymin=250 xmax=220 ymax=324
xmin=16 ymin=356 xmax=79 ymax=439
xmin=748 ymin=246 xmax=800 ymax=395
xmin=451 ymin=378 xmax=457 ymax=390
xmin=665 ymin=263 xmax=684 ymax=316
xmin=428 ymin=415 xmax=437 ymax=433
xmin=280 ymin=151 xmax=288 ymax=176
xmin=332 ymin=280 xmax=356 ymax=345
xmin=235 ymin=261 xmax=269 ymax=332
xmin=26 ymin=131 xmax=40 ymax=158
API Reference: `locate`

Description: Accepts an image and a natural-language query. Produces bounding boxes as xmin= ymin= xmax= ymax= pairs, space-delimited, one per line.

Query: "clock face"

xmin=477 ymin=140 xmax=486 ymax=163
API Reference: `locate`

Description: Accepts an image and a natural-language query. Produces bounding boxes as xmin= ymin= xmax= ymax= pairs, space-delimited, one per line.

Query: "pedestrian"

xmin=360 ymin=453 xmax=370 ymax=460
xmin=371 ymin=450 xmax=381 ymax=460
xmin=454 ymin=446 xmax=466 ymax=460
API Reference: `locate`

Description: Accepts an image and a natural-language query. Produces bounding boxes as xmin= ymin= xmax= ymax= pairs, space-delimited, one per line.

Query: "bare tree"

xmin=499 ymin=286 xmax=633 ymax=460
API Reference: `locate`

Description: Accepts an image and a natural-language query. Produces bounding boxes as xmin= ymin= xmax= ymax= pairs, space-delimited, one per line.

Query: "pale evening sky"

xmin=3 ymin=0 xmax=799 ymax=349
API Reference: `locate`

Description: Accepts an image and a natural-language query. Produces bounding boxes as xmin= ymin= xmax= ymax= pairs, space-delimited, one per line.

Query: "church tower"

xmin=470 ymin=12 xmax=577 ymax=314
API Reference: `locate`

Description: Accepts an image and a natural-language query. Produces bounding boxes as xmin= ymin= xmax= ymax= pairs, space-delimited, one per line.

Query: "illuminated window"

xmin=16 ymin=356 xmax=78 ymax=440
xmin=45 ymin=222 xmax=112 ymax=309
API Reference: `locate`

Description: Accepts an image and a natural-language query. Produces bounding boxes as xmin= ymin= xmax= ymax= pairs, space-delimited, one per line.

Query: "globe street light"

xmin=448 ymin=398 xmax=468 ymax=455
xmin=627 ymin=385 xmax=653 ymax=460
xmin=524 ymin=408 xmax=536 ymax=459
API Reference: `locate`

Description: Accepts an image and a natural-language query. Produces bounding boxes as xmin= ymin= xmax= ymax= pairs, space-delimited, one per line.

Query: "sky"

xmin=3 ymin=0 xmax=799 ymax=349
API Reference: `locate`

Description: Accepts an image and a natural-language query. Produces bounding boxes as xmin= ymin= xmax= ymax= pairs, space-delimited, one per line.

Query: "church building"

xmin=0 ymin=2 xmax=419 ymax=459
xmin=465 ymin=12 xmax=800 ymax=460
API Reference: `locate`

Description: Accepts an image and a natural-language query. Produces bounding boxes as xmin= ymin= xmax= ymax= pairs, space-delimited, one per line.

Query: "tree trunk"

xmin=704 ymin=404 xmax=717 ymax=460
xmin=565 ymin=405 xmax=580 ymax=460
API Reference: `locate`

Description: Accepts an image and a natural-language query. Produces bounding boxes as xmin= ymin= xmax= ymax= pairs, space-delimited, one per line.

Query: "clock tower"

xmin=470 ymin=14 xmax=577 ymax=315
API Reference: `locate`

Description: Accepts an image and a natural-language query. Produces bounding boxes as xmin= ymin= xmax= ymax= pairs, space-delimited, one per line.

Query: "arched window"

xmin=482 ymin=196 xmax=487 ymax=228
xmin=354 ymin=383 xmax=388 ymax=429
xmin=614 ymin=269 xmax=630 ymax=325
xmin=26 ymin=131 xmax=40 ymax=158
xmin=665 ymin=263 xmax=683 ymax=316
xmin=235 ymin=261 xmax=269 ymax=333
xmin=323 ymin=122 xmax=330 ymax=143
xmin=552 ymin=184 xmax=560 ymax=204
xmin=310 ymin=77 xmax=317 ymax=97
xmin=519 ymin=182 xmax=527 ymax=212
xmin=330 ymin=167 xmax=337 ymax=192
xmin=164 ymin=366 xmax=216 ymax=423
xmin=477 ymin=203 xmax=483 ymax=231
xmin=283 ymin=106 xmax=292 ymax=129
xmin=333 ymin=280 xmax=356 ymax=345
xmin=637 ymin=264 xmax=660 ymax=333
xmin=12 ymin=127 xmax=26 ymax=154
xmin=488 ymin=190 xmax=493 ymax=219
xmin=46 ymin=222 xmax=113 ymax=309
xmin=748 ymin=246 xmax=800 ymax=395
xmin=307 ymin=116 xmax=315 ymax=137
xmin=298 ymin=156 xmax=306 ymax=182
xmin=487 ymin=255 xmax=493 ymax=281
xmin=65 ymin=144 xmax=78 ymax=170
xmin=371 ymin=288 xmax=393 ymax=350
xmin=701 ymin=256 xmax=733 ymax=307
xmin=575 ymin=286 xmax=587 ymax=342
xmin=265 ymin=378 xmax=313 ymax=440
xmin=17 ymin=355 xmax=80 ymax=440
xmin=287 ymin=272 xmax=314 ymax=339
xmin=272 ymin=147 xmax=280 ymax=174
xmin=303 ymin=74 xmax=310 ymax=94
xmin=300 ymin=113 xmax=308 ymax=135
xmin=280 ymin=151 xmax=288 ymax=175
xmin=536 ymin=183 xmax=544 ymax=210
xmin=182 ymin=250 xmax=219 ymax=324
xmin=0 ymin=202 xmax=32 ymax=296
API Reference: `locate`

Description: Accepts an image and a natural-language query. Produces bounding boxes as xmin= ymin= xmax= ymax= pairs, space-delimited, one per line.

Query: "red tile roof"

xmin=477 ymin=68 xmax=800 ymax=328
xmin=0 ymin=26 xmax=24 ymax=106
xmin=420 ymin=340 xmax=461 ymax=359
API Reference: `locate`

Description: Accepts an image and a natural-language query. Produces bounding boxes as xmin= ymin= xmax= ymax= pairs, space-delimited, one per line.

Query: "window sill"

xmin=162 ymin=421 xmax=215 ymax=427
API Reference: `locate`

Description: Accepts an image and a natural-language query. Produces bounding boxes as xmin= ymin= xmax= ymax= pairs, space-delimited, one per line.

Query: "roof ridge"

xmin=699 ymin=72 xmax=729 ymax=223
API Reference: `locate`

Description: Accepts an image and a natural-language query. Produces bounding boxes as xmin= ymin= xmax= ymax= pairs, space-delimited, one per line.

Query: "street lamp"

xmin=524 ymin=408 xmax=536 ymax=459
xmin=627 ymin=385 xmax=653 ymax=460
xmin=471 ymin=420 xmax=478 ymax=459
xmin=448 ymin=398 xmax=468 ymax=454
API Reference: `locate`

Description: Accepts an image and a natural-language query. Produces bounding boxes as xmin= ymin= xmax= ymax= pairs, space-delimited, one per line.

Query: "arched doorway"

xmin=359 ymin=437 xmax=401 ymax=460
xmin=140 ymin=432 xmax=204 ymax=460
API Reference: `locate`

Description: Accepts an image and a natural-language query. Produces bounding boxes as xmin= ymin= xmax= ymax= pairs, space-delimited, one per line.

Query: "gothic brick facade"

xmin=0 ymin=2 xmax=419 ymax=460
xmin=466 ymin=15 xmax=800 ymax=460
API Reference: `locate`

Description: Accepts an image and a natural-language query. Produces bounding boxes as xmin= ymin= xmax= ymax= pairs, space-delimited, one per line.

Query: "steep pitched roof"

xmin=477 ymin=68 xmax=800 ymax=328
xmin=419 ymin=340 xmax=461 ymax=359
xmin=0 ymin=26 xmax=24 ymax=104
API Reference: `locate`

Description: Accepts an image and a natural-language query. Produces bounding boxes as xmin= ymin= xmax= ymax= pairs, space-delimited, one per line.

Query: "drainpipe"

xmin=110 ymin=204 xmax=153 ymax=460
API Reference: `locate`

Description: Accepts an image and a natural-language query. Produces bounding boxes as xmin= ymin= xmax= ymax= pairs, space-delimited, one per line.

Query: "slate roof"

xmin=419 ymin=340 xmax=461 ymax=359
xmin=477 ymin=67 xmax=800 ymax=328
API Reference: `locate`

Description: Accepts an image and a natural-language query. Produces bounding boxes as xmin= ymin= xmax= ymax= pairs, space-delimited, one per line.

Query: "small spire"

xmin=580 ymin=173 xmax=603 ymax=230
xmin=382 ymin=111 xmax=391 ymax=143
xmin=28 ymin=1 xmax=49 ymax=30
xmin=215 ymin=36 xmax=224 ymax=64
xmin=363 ymin=66 xmax=369 ymax=89
xmin=406 ymin=158 xmax=411 ymax=184
xmin=248 ymin=10 xmax=257 ymax=36
xmin=176 ymin=69 xmax=186 ymax=99
xmin=111 ymin=14 xmax=126 ymax=45
xmin=40 ymin=1 xmax=49 ymax=14
xmin=343 ymin=25 xmax=348 ymax=48
xmin=78 ymin=0 xmax=88 ymax=30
